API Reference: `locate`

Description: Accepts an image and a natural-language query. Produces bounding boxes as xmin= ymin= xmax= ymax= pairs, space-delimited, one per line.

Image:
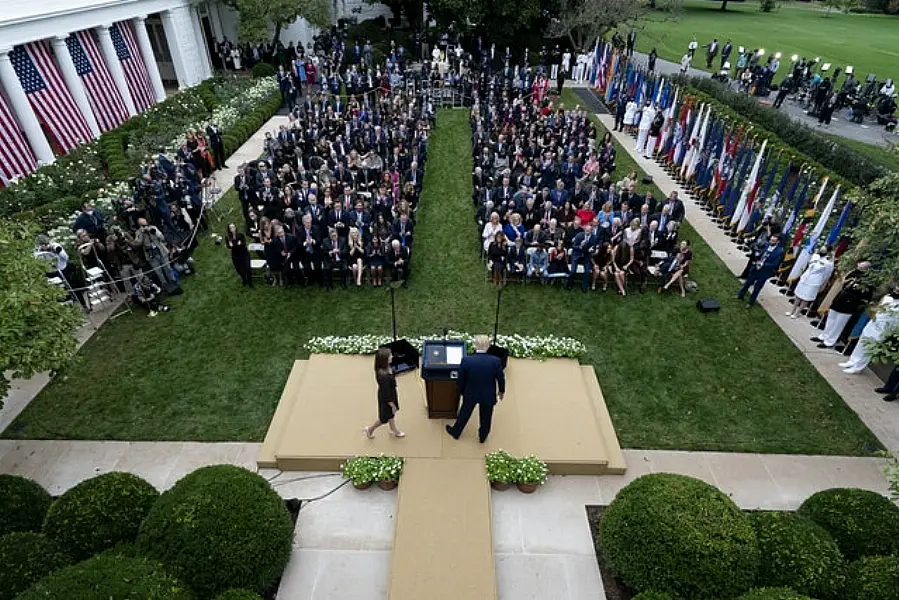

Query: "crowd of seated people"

xmin=228 ymin=84 xmax=433 ymax=289
xmin=470 ymin=76 xmax=690 ymax=295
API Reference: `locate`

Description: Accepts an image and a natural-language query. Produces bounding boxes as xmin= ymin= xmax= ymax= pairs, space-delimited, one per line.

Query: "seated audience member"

xmin=591 ymin=241 xmax=613 ymax=291
xmin=528 ymin=243 xmax=549 ymax=280
xmin=548 ymin=239 xmax=569 ymax=277
xmin=659 ymin=240 xmax=693 ymax=297
xmin=388 ymin=239 xmax=410 ymax=286
xmin=347 ymin=227 xmax=367 ymax=287
xmin=487 ymin=231 xmax=507 ymax=286
xmin=507 ymin=237 xmax=528 ymax=277
xmin=323 ymin=228 xmax=348 ymax=289
xmin=503 ymin=213 xmax=525 ymax=244
xmin=366 ymin=235 xmax=387 ymax=287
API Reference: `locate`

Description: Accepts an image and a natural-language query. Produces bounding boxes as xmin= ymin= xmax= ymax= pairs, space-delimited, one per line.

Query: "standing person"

xmin=687 ymin=36 xmax=698 ymax=61
xmin=648 ymin=48 xmax=658 ymax=73
xmin=704 ymin=38 xmax=719 ymax=69
xmin=680 ymin=53 xmax=691 ymax=76
xmin=839 ymin=289 xmax=899 ymax=374
xmin=225 ymin=223 xmax=253 ymax=287
xmin=626 ymin=29 xmax=637 ymax=58
xmin=787 ymin=247 xmax=833 ymax=318
xmin=363 ymin=347 xmax=406 ymax=439
xmin=736 ymin=232 xmax=784 ymax=308
xmin=556 ymin=65 xmax=566 ymax=96
xmin=813 ymin=262 xmax=873 ymax=349
xmin=874 ymin=366 xmax=899 ymax=402
xmin=635 ymin=101 xmax=655 ymax=157
xmin=614 ymin=93 xmax=629 ymax=131
xmin=720 ymin=39 xmax=733 ymax=69
xmin=205 ymin=122 xmax=227 ymax=170
xmin=445 ymin=335 xmax=506 ymax=443
xmin=645 ymin=105 xmax=664 ymax=159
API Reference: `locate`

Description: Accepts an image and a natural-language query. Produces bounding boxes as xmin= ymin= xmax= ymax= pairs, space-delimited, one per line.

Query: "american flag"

xmin=10 ymin=42 xmax=93 ymax=153
xmin=110 ymin=22 xmax=155 ymax=112
xmin=68 ymin=31 xmax=129 ymax=131
xmin=0 ymin=93 xmax=37 ymax=183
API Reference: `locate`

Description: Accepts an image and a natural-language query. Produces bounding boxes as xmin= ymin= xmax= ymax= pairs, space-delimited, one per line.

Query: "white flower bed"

xmin=304 ymin=331 xmax=587 ymax=360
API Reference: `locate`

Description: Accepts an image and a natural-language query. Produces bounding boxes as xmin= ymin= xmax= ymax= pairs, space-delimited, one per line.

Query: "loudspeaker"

xmin=380 ymin=339 xmax=420 ymax=374
xmin=487 ymin=344 xmax=509 ymax=369
xmin=641 ymin=175 xmax=654 ymax=184
xmin=696 ymin=298 xmax=721 ymax=313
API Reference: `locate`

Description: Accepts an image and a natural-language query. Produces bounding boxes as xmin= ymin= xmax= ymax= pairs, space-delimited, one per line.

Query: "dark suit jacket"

xmin=323 ymin=236 xmax=348 ymax=266
xmin=751 ymin=244 xmax=785 ymax=278
xmin=392 ymin=219 xmax=414 ymax=246
xmin=457 ymin=352 xmax=505 ymax=405
xmin=205 ymin=126 xmax=224 ymax=146
xmin=328 ymin=208 xmax=349 ymax=235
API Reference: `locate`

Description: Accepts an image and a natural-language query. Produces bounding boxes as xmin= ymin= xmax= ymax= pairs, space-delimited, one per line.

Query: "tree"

xmin=427 ymin=0 xmax=542 ymax=49
xmin=759 ymin=0 xmax=777 ymax=11
xmin=226 ymin=0 xmax=331 ymax=45
xmin=839 ymin=172 xmax=899 ymax=290
xmin=546 ymin=0 xmax=645 ymax=52
xmin=0 ymin=220 xmax=82 ymax=408
xmin=365 ymin=0 xmax=424 ymax=28
xmin=823 ymin=0 xmax=842 ymax=15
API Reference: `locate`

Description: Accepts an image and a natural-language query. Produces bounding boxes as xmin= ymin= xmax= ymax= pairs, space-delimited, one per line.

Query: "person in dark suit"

xmin=388 ymin=239 xmax=410 ymax=285
xmin=364 ymin=347 xmax=406 ymax=438
xmin=205 ymin=122 xmax=226 ymax=169
xmin=322 ymin=228 xmax=348 ymax=289
xmin=737 ymin=233 xmax=785 ymax=308
xmin=269 ymin=224 xmax=297 ymax=286
xmin=392 ymin=213 xmax=414 ymax=247
xmin=567 ymin=223 xmax=598 ymax=292
xmin=328 ymin=203 xmax=349 ymax=238
xmin=446 ymin=335 xmax=506 ymax=443
xmin=298 ymin=214 xmax=321 ymax=286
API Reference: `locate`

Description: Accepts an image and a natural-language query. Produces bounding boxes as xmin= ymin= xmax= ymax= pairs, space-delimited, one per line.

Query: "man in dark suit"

xmin=446 ymin=335 xmax=506 ymax=443
xmin=298 ymin=214 xmax=321 ymax=286
xmin=392 ymin=213 xmax=414 ymax=247
xmin=205 ymin=123 xmax=226 ymax=169
xmin=322 ymin=229 xmax=348 ymax=289
xmin=664 ymin=191 xmax=686 ymax=222
xmin=737 ymin=233 xmax=785 ymax=308
xmin=328 ymin=202 xmax=349 ymax=238
xmin=567 ymin=223 xmax=597 ymax=292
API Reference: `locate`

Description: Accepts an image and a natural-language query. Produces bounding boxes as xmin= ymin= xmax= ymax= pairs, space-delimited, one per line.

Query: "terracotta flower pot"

xmin=517 ymin=482 xmax=539 ymax=494
xmin=353 ymin=481 xmax=373 ymax=490
xmin=490 ymin=481 xmax=511 ymax=491
xmin=378 ymin=480 xmax=398 ymax=490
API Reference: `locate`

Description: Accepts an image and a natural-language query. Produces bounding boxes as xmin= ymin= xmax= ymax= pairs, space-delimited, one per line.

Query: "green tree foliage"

xmin=0 ymin=220 xmax=82 ymax=407
xmin=547 ymin=0 xmax=646 ymax=52
xmin=227 ymin=0 xmax=331 ymax=45
xmin=428 ymin=0 xmax=542 ymax=49
xmin=840 ymin=173 xmax=899 ymax=290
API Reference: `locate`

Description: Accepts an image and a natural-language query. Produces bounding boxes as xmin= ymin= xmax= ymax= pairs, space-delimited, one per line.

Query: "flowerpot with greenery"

xmin=485 ymin=450 xmax=517 ymax=491
xmin=340 ymin=457 xmax=379 ymax=490
xmin=514 ymin=454 xmax=548 ymax=493
xmin=375 ymin=456 xmax=404 ymax=490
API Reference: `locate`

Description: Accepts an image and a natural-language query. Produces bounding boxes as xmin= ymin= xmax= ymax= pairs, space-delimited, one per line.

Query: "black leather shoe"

xmin=445 ymin=425 xmax=459 ymax=439
xmin=810 ymin=336 xmax=822 ymax=342
xmin=883 ymin=395 xmax=897 ymax=402
xmin=875 ymin=387 xmax=890 ymax=394
xmin=817 ymin=343 xmax=828 ymax=349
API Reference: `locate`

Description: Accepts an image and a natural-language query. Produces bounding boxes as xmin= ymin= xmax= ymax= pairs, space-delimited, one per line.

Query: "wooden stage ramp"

xmin=259 ymin=353 xmax=626 ymax=600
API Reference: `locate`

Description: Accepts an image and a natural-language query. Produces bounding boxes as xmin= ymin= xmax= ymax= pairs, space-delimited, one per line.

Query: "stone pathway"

xmin=599 ymin=113 xmax=899 ymax=457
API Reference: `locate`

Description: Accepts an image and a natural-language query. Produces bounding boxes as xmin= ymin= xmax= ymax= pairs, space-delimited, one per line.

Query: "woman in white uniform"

xmin=840 ymin=289 xmax=899 ymax=374
xmin=623 ymin=99 xmax=639 ymax=133
xmin=787 ymin=247 xmax=834 ymax=319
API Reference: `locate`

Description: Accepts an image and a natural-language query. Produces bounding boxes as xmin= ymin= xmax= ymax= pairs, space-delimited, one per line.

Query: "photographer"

xmin=131 ymin=273 xmax=170 ymax=317
xmin=134 ymin=218 xmax=178 ymax=292
xmin=105 ymin=225 xmax=141 ymax=293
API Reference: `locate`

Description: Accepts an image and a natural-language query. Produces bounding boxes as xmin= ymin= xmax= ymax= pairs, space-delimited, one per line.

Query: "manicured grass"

xmin=4 ymin=109 xmax=880 ymax=456
xmin=821 ymin=132 xmax=899 ymax=173
xmin=630 ymin=0 xmax=899 ymax=80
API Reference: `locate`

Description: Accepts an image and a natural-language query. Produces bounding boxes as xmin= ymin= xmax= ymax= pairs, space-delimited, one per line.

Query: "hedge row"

xmin=0 ymin=465 xmax=293 ymax=599
xmin=686 ymin=77 xmax=887 ymax=187
xmin=600 ymin=474 xmax=899 ymax=599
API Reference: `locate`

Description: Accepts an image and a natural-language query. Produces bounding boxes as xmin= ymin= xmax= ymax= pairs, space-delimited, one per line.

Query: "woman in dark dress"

xmin=225 ymin=222 xmax=253 ymax=287
xmin=363 ymin=347 xmax=406 ymax=438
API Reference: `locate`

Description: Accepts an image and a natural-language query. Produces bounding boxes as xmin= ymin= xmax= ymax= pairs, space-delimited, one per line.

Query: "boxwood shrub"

xmin=214 ymin=590 xmax=264 ymax=600
xmin=599 ymin=473 xmax=759 ymax=599
xmin=137 ymin=464 xmax=293 ymax=598
xmin=252 ymin=63 xmax=276 ymax=78
xmin=43 ymin=472 xmax=159 ymax=560
xmin=737 ymin=588 xmax=816 ymax=600
xmin=846 ymin=555 xmax=899 ymax=600
xmin=0 ymin=475 xmax=52 ymax=536
xmin=750 ymin=511 xmax=847 ymax=599
xmin=15 ymin=553 xmax=194 ymax=600
xmin=798 ymin=488 xmax=899 ymax=560
xmin=632 ymin=592 xmax=674 ymax=600
xmin=0 ymin=532 xmax=72 ymax=600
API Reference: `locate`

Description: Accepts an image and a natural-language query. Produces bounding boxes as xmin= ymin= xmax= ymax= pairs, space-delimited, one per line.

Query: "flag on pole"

xmin=731 ymin=139 xmax=767 ymax=227
xmin=723 ymin=144 xmax=753 ymax=219
xmin=686 ymin=106 xmax=711 ymax=181
xmin=735 ymin=140 xmax=769 ymax=231
xmin=787 ymin=185 xmax=840 ymax=281
xmin=110 ymin=21 xmax=156 ymax=112
xmin=10 ymin=42 xmax=94 ymax=153
xmin=657 ymin=87 xmax=678 ymax=157
xmin=825 ymin=200 xmax=852 ymax=246
xmin=0 ymin=93 xmax=38 ymax=182
xmin=782 ymin=174 xmax=818 ymax=236
xmin=68 ymin=31 xmax=129 ymax=132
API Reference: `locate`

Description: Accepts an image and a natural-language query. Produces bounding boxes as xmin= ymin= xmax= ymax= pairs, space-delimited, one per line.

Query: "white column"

xmin=132 ymin=16 xmax=166 ymax=102
xmin=207 ymin=2 xmax=225 ymax=45
xmin=161 ymin=7 xmax=195 ymax=88
xmin=50 ymin=36 xmax=101 ymax=138
xmin=0 ymin=48 xmax=55 ymax=165
xmin=95 ymin=24 xmax=138 ymax=116
xmin=189 ymin=6 xmax=213 ymax=79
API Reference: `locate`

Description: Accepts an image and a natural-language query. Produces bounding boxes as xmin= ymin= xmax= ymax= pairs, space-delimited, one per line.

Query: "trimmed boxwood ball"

xmin=0 ymin=532 xmax=72 ymax=600
xmin=0 ymin=475 xmax=51 ymax=536
xmin=737 ymin=587 xmax=816 ymax=600
xmin=750 ymin=511 xmax=847 ymax=599
xmin=213 ymin=590 xmax=264 ymax=600
xmin=137 ymin=464 xmax=293 ymax=598
xmin=599 ymin=473 xmax=759 ymax=599
xmin=846 ymin=555 xmax=899 ymax=600
xmin=798 ymin=488 xmax=899 ymax=560
xmin=14 ymin=553 xmax=194 ymax=600
xmin=43 ymin=472 xmax=159 ymax=561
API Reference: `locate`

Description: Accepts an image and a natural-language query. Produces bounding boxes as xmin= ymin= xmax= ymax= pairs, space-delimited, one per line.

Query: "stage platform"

xmin=258 ymin=353 xmax=626 ymax=475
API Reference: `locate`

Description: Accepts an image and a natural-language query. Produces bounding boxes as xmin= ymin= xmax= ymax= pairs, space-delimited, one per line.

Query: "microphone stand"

xmin=389 ymin=280 xmax=404 ymax=341
xmin=493 ymin=283 xmax=504 ymax=344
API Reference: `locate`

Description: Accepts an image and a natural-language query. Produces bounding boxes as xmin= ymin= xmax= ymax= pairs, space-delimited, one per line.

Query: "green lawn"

xmin=3 ymin=109 xmax=881 ymax=456
xmin=631 ymin=0 xmax=899 ymax=80
xmin=821 ymin=133 xmax=899 ymax=173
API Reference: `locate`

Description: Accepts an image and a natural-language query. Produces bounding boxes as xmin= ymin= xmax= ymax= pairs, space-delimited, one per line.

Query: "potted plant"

xmin=375 ymin=456 xmax=404 ymax=490
xmin=485 ymin=450 xmax=517 ymax=491
xmin=514 ymin=455 xmax=548 ymax=493
xmin=340 ymin=456 xmax=378 ymax=490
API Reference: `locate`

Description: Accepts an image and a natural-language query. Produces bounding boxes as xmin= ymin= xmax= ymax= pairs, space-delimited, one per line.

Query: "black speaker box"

xmin=487 ymin=344 xmax=509 ymax=369
xmin=642 ymin=175 xmax=654 ymax=184
xmin=696 ymin=298 xmax=721 ymax=313
xmin=380 ymin=339 xmax=420 ymax=374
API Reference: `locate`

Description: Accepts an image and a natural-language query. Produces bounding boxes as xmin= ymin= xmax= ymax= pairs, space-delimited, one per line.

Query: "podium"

xmin=420 ymin=340 xmax=467 ymax=419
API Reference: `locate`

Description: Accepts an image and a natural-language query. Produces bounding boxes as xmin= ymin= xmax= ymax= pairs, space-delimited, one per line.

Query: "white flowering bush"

xmin=514 ymin=455 xmax=549 ymax=486
xmin=340 ymin=455 xmax=404 ymax=485
xmin=304 ymin=331 xmax=586 ymax=360
xmin=485 ymin=450 xmax=517 ymax=484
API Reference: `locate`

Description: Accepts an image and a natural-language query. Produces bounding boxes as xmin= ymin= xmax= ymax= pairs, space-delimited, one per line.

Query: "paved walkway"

xmin=599 ymin=113 xmax=899 ymax=457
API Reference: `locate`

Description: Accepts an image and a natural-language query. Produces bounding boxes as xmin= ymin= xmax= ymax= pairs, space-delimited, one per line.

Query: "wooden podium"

xmin=420 ymin=340 xmax=467 ymax=419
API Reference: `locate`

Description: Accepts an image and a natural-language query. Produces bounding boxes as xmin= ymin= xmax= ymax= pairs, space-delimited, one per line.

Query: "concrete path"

xmin=599 ymin=113 xmax=899 ymax=457
xmin=0 ymin=438 xmax=887 ymax=600
xmin=621 ymin=50 xmax=897 ymax=149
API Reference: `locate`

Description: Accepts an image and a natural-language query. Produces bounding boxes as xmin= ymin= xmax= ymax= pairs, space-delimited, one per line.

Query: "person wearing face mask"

xmin=72 ymin=201 xmax=107 ymax=243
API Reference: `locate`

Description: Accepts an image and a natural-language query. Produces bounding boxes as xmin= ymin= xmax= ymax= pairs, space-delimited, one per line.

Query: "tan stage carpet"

xmin=258 ymin=353 xmax=625 ymax=475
